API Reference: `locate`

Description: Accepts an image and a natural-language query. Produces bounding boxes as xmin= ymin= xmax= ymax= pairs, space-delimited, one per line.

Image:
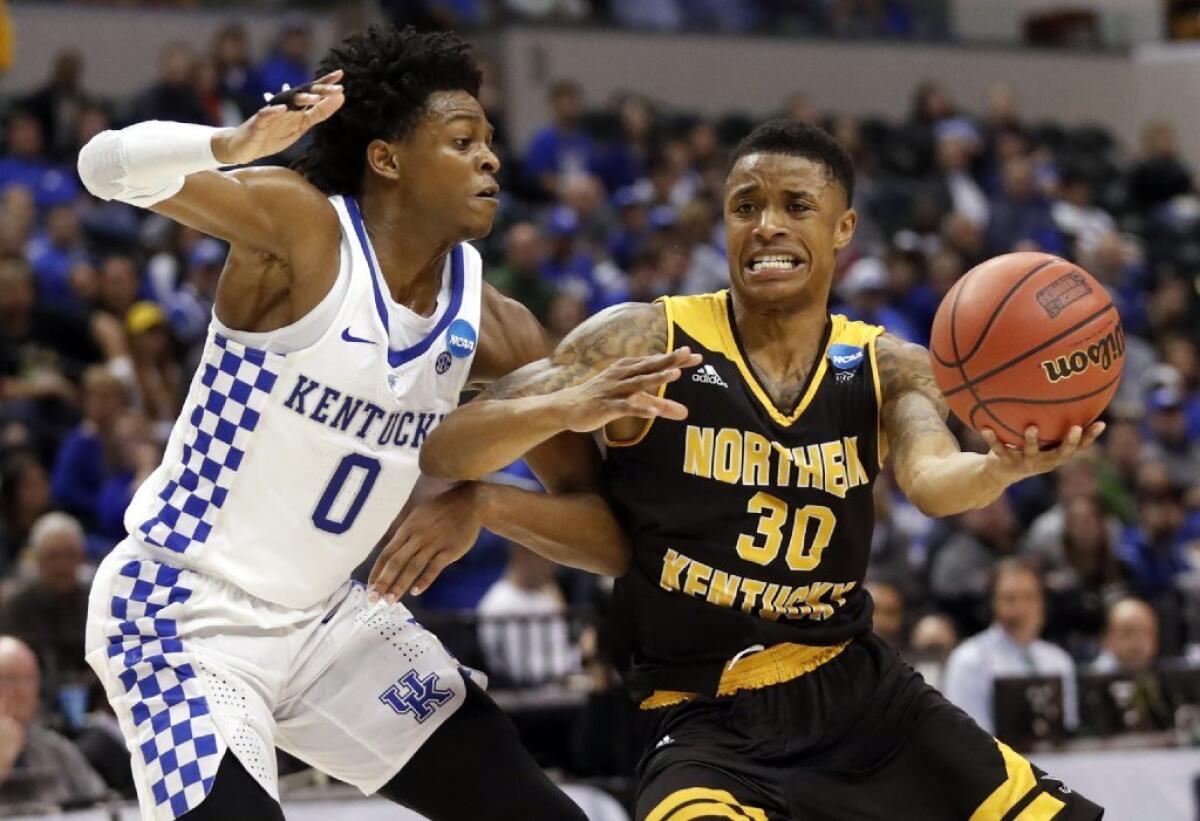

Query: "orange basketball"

xmin=928 ymin=252 xmax=1125 ymax=447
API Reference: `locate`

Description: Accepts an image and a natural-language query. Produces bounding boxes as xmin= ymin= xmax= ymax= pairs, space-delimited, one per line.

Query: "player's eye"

xmin=734 ymin=202 xmax=756 ymax=216
xmin=789 ymin=202 xmax=812 ymax=213
xmin=453 ymin=137 xmax=471 ymax=150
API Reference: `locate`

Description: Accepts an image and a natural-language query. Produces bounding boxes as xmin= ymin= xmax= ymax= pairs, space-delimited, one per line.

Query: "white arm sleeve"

xmin=77 ymin=121 xmax=224 ymax=208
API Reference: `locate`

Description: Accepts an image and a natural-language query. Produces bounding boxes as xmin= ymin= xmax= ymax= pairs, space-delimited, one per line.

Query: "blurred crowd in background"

xmin=1 ymin=9 xmax=1200 ymax=813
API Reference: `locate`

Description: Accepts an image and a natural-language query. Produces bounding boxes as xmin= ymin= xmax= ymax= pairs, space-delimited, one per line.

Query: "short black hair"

xmin=729 ymin=120 xmax=855 ymax=204
xmin=297 ymin=25 xmax=481 ymax=196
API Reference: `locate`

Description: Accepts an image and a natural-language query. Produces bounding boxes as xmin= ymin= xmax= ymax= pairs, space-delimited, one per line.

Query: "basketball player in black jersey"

xmin=378 ymin=121 xmax=1106 ymax=819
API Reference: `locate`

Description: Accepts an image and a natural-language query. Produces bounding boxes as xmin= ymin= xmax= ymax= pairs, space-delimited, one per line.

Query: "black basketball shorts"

xmin=635 ymin=632 xmax=1103 ymax=821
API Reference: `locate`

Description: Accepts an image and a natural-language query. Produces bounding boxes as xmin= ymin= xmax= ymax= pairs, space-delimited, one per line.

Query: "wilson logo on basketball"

xmin=1040 ymin=324 xmax=1125 ymax=384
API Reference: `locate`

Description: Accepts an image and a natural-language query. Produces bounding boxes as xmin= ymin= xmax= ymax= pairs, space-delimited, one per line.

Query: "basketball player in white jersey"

xmin=77 ymin=25 xmax=692 ymax=821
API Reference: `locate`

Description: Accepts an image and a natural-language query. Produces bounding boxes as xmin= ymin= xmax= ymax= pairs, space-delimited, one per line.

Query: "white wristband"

xmin=78 ymin=121 xmax=224 ymax=208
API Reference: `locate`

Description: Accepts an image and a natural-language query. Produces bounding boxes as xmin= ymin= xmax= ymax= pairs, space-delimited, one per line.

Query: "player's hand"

xmin=211 ymin=69 xmax=345 ymax=166
xmin=368 ymin=483 xmax=483 ymax=602
xmin=981 ymin=422 xmax=1106 ymax=481
xmin=553 ymin=348 xmax=702 ymax=433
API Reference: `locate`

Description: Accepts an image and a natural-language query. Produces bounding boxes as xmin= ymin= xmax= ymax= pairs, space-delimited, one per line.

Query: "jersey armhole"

xmin=866 ymin=332 xmax=886 ymax=468
xmin=603 ymin=298 xmax=675 ymax=449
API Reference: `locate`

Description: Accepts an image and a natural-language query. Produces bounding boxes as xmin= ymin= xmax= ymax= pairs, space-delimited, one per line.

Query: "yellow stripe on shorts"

xmin=646 ymin=787 xmax=768 ymax=821
xmin=969 ymin=740 xmax=1038 ymax=820
xmin=1015 ymin=792 xmax=1067 ymax=820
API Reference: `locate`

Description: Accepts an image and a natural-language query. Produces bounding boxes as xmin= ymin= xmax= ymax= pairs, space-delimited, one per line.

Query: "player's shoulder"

xmin=829 ymin=313 xmax=886 ymax=348
xmin=227 ymin=165 xmax=338 ymax=234
xmin=872 ymin=332 xmax=938 ymax=401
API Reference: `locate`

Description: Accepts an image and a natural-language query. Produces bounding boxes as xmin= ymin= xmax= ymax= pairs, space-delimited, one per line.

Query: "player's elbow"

xmin=593 ymin=541 xmax=632 ymax=577
xmin=418 ymin=436 xmax=486 ymax=482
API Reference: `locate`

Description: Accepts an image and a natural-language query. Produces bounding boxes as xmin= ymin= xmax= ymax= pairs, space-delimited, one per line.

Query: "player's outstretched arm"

xmin=371 ymin=294 xmax=698 ymax=597
xmin=877 ymin=333 xmax=1104 ymax=518
xmin=418 ymin=300 xmax=700 ymax=481
xmin=77 ymin=71 xmax=344 ymax=257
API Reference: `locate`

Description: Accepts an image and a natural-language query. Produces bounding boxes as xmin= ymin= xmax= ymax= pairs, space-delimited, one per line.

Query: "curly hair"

xmin=296 ymin=25 xmax=482 ymax=196
xmin=729 ymin=120 xmax=855 ymax=204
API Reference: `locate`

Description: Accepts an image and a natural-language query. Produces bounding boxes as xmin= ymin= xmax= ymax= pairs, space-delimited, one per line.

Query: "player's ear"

xmin=834 ymin=207 xmax=857 ymax=251
xmin=366 ymin=139 xmax=401 ymax=182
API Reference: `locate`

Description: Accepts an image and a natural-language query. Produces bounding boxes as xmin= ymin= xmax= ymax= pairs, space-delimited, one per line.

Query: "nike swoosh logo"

xmin=341 ymin=328 xmax=376 ymax=345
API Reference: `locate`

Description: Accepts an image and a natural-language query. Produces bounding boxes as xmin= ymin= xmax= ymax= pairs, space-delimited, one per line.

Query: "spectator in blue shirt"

xmin=129 ymin=42 xmax=209 ymax=126
xmin=256 ymin=18 xmax=313 ymax=102
xmin=524 ymin=80 xmax=598 ymax=198
xmin=606 ymin=185 xmax=652 ymax=270
xmin=49 ymin=366 xmax=128 ymax=528
xmin=985 ymin=156 xmax=1065 ymax=256
xmin=26 ymin=203 xmax=88 ymax=315
xmin=0 ymin=111 xmax=79 ymax=212
xmin=209 ymin=23 xmax=262 ymax=121
xmin=835 ymin=257 xmax=919 ymax=342
xmin=93 ymin=409 xmax=160 ymax=553
xmin=540 ymin=206 xmax=626 ymax=313
xmin=1117 ymin=466 xmax=1193 ymax=600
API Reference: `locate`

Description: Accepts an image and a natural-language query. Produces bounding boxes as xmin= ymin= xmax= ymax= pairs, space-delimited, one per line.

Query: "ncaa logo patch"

xmin=446 ymin=318 xmax=477 ymax=358
xmin=828 ymin=343 xmax=864 ymax=371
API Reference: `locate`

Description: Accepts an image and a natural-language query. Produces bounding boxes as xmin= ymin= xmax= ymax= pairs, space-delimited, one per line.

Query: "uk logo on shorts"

xmin=828 ymin=343 xmax=864 ymax=370
xmin=379 ymin=670 xmax=454 ymax=723
xmin=445 ymin=319 xmax=477 ymax=359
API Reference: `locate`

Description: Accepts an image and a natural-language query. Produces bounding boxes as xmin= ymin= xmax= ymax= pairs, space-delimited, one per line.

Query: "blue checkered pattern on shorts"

xmin=106 ymin=559 xmax=222 ymax=819
xmin=138 ymin=333 xmax=282 ymax=553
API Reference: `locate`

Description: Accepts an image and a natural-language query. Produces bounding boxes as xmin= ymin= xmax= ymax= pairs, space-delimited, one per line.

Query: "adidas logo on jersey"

xmin=692 ymin=365 xmax=728 ymax=388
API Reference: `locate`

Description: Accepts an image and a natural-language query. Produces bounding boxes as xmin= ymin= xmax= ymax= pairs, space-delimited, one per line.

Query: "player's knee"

xmin=640 ymin=786 xmax=768 ymax=821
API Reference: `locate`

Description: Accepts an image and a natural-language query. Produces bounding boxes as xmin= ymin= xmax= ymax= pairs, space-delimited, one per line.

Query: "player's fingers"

xmin=390 ymin=550 xmax=432 ymax=602
xmin=315 ymin=68 xmax=344 ymax=85
xmin=1080 ymin=421 xmax=1106 ymax=449
xmin=306 ymin=93 xmax=345 ymax=125
xmin=368 ymin=535 xmax=417 ymax=596
xmin=623 ymin=393 xmax=689 ymax=421
xmin=1023 ymin=426 xmax=1039 ymax=460
xmin=618 ymin=348 xmax=699 ymax=377
xmin=621 ymin=368 xmax=682 ymax=394
xmin=410 ymin=553 xmax=454 ymax=596
xmin=1054 ymin=425 xmax=1084 ymax=462
xmin=979 ymin=427 xmax=1007 ymax=458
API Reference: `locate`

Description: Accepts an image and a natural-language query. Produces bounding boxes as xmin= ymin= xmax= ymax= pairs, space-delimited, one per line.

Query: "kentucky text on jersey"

xmin=659 ymin=546 xmax=858 ymax=622
xmin=283 ymin=373 xmax=446 ymax=448
xmin=683 ymin=426 xmax=870 ymax=498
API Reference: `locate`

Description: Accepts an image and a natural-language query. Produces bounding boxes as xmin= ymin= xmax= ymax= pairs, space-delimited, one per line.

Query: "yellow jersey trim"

xmin=639 ymin=640 xmax=850 ymax=709
xmin=603 ymin=299 xmax=675 ymax=448
xmin=867 ymin=334 xmax=886 ymax=467
xmin=669 ymin=290 xmax=829 ymax=426
xmin=666 ymin=291 xmax=883 ymax=428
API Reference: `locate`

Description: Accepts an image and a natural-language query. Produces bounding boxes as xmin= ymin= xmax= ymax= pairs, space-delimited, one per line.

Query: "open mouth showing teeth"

xmin=749 ymin=254 xmax=801 ymax=272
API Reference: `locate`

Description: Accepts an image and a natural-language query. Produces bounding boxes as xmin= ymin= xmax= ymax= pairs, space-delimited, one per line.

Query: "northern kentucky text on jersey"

xmin=283 ymin=373 xmax=445 ymax=448
xmin=682 ymin=425 xmax=871 ymax=498
xmin=659 ymin=547 xmax=858 ymax=622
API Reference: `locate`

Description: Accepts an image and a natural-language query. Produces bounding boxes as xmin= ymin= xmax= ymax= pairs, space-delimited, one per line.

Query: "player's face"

xmin=394 ymin=91 xmax=500 ymax=241
xmin=724 ymin=153 xmax=856 ymax=312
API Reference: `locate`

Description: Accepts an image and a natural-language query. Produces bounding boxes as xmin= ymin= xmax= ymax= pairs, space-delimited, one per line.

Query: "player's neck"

xmin=360 ymin=195 xmax=455 ymax=318
xmin=730 ymin=292 xmax=829 ymax=384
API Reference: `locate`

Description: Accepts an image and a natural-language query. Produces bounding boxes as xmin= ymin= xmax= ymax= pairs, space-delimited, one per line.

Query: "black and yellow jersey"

xmin=604 ymin=290 xmax=885 ymax=697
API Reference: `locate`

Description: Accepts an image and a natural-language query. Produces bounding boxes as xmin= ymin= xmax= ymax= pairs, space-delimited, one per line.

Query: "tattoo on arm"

xmin=477 ymin=302 xmax=667 ymax=400
xmin=876 ymin=333 xmax=958 ymax=466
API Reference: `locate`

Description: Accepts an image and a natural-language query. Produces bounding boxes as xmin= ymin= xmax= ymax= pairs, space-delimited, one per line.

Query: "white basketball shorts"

xmin=85 ymin=538 xmax=475 ymax=821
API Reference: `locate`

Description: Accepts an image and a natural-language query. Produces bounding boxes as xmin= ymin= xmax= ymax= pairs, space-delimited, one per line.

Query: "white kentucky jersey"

xmin=124 ymin=195 xmax=482 ymax=609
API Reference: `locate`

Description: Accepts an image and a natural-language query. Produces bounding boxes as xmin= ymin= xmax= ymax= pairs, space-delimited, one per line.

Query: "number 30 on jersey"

xmin=735 ymin=492 xmax=836 ymax=571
